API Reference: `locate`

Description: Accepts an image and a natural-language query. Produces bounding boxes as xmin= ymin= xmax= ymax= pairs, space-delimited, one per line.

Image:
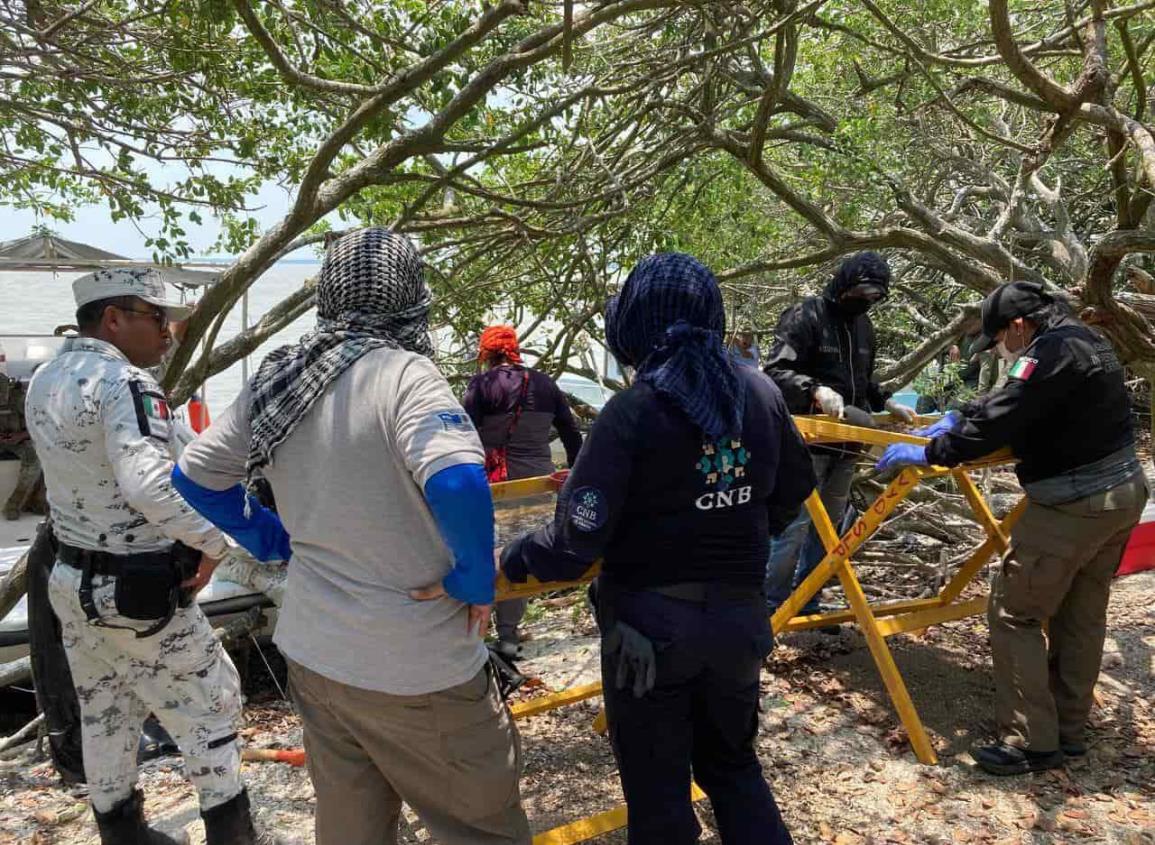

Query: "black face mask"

xmin=839 ymin=296 xmax=873 ymax=316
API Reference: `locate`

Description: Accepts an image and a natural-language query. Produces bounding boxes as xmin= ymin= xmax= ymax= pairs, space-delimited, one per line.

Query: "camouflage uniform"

xmin=170 ymin=416 xmax=289 ymax=609
xmin=26 ymin=336 xmax=243 ymax=813
xmin=215 ymin=548 xmax=288 ymax=607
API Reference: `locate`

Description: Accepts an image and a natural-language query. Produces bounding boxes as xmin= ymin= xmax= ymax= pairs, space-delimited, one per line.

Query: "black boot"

xmin=94 ymin=789 xmax=189 ymax=845
xmin=972 ymin=741 xmax=1064 ymax=776
xmin=202 ymin=789 xmax=282 ymax=845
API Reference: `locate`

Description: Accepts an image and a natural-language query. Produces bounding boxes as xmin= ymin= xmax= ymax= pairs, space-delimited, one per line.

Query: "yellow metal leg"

xmin=806 ymin=467 xmax=938 ymax=764
xmin=779 ymin=596 xmax=943 ymax=632
xmin=491 ymin=475 xmax=564 ymax=501
xmin=531 ymin=784 xmax=707 ymax=844
xmin=773 ymin=470 xmax=920 ymax=633
xmin=495 ymin=564 xmax=600 ymax=602
xmin=532 ymin=805 xmax=630 ymax=844
xmin=938 ymin=496 xmax=1026 ymax=605
xmin=954 ymin=471 xmax=1008 ymax=546
xmin=834 ymin=561 xmax=938 ymax=763
xmin=510 ymin=683 xmax=604 ymax=720
xmin=874 ymin=596 xmax=988 ymax=638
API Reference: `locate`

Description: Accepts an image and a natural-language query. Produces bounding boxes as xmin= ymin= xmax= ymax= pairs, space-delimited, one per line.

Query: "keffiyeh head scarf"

xmin=605 ymin=253 xmax=744 ymax=439
xmin=246 ymin=228 xmax=433 ymax=478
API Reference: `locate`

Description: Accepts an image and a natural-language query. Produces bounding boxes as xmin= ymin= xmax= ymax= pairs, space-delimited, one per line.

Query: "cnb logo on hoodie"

xmin=694 ymin=438 xmax=752 ymax=511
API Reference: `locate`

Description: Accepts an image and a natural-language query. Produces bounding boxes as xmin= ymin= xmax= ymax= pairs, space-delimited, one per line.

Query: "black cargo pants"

xmin=598 ymin=583 xmax=793 ymax=845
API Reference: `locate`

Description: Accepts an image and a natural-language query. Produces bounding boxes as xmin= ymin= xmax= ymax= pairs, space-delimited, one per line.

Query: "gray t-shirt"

xmin=179 ymin=347 xmax=488 ymax=695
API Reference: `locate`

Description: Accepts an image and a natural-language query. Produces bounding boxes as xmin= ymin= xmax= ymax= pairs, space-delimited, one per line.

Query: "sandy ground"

xmin=2 ymin=563 xmax=1152 ymax=845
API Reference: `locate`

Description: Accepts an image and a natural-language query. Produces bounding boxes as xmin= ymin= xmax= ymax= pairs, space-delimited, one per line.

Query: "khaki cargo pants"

xmin=287 ymin=659 xmax=531 ymax=845
xmin=988 ymin=474 xmax=1147 ymax=752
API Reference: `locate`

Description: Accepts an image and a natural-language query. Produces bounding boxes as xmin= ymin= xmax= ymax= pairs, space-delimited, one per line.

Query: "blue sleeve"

xmin=171 ymin=466 xmax=292 ymax=562
xmin=423 ymin=463 xmax=496 ymax=605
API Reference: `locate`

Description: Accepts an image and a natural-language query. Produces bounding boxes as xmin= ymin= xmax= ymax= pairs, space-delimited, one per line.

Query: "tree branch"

xmin=1114 ymin=18 xmax=1147 ymax=122
xmin=231 ymin=0 xmax=376 ymax=96
xmin=879 ymin=305 xmax=979 ymax=389
xmin=989 ymin=0 xmax=1076 ymax=111
xmin=179 ymin=278 xmax=318 ymax=402
xmin=748 ymin=4 xmax=799 ymax=168
xmin=710 ymin=128 xmax=849 ymax=242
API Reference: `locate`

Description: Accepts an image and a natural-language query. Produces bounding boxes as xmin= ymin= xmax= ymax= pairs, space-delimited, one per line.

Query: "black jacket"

xmin=763 ymin=275 xmax=890 ymax=414
xmin=501 ymin=367 xmax=816 ymax=589
xmin=927 ymin=315 xmax=1134 ymax=484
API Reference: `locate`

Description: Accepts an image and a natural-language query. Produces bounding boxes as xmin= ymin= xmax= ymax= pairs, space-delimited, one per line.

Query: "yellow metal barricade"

xmin=497 ymin=417 xmax=1022 ymax=842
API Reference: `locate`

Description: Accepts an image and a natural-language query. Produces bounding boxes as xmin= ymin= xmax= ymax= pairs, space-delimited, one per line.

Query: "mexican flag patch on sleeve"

xmin=1008 ymin=357 xmax=1038 ymax=380
xmin=128 ymin=380 xmax=173 ymax=441
xmin=142 ymin=394 xmax=170 ymax=420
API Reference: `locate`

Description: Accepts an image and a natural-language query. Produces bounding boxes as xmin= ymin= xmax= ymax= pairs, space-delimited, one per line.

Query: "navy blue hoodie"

xmin=501 ymin=366 xmax=816 ymax=588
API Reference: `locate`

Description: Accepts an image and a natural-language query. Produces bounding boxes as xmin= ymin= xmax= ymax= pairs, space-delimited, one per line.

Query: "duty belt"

xmin=58 ymin=543 xmax=186 ymax=638
xmin=58 ymin=544 xmax=167 ymax=575
xmin=1022 ymin=445 xmax=1143 ymax=506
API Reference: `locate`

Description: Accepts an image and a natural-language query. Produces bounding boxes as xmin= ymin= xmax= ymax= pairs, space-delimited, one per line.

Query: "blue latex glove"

xmin=171 ymin=466 xmax=292 ymax=562
xmin=912 ymin=410 xmax=961 ymax=438
xmin=875 ymin=443 xmax=929 ymax=473
xmin=422 ymin=463 xmax=495 ymax=606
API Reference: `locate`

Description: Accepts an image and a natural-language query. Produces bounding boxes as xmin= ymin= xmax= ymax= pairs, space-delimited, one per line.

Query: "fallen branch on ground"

xmin=0 ymin=713 xmax=44 ymax=755
xmin=0 ymin=655 xmax=31 ymax=688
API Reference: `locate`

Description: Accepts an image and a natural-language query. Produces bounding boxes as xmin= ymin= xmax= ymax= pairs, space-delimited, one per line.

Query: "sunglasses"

xmin=116 ymin=305 xmax=169 ymax=330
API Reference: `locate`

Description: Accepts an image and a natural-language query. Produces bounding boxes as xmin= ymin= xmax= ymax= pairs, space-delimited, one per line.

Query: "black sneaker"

xmin=492 ymin=639 xmax=521 ymax=661
xmin=972 ymin=741 xmax=1064 ymax=776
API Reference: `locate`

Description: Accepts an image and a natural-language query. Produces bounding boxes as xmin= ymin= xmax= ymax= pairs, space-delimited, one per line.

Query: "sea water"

xmin=0 ymin=262 xmax=319 ymax=414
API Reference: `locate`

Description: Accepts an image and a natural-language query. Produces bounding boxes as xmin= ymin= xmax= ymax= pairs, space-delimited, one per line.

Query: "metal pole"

xmin=200 ymin=333 xmax=208 ymax=411
xmin=241 ymin=291 xmax=250 ymax=385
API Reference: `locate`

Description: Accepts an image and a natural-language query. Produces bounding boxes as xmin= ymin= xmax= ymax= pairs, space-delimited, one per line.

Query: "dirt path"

xmin=3 ymin=570 xmax=1152 ymax=845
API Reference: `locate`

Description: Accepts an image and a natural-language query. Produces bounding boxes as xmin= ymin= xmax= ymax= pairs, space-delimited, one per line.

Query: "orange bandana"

xmin=478 ymin=325 xmax=522 ymax=364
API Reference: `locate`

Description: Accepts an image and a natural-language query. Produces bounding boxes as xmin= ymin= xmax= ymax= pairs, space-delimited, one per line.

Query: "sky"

xmin=2 ymin=179 xmax=299 ymax=260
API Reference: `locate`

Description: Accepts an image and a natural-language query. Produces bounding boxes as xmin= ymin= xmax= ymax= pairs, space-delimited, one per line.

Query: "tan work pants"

xmin=988 ymin=475 xmax=1147 ymax=751
xmin=287 ymin=659 xmax=531 ymax=845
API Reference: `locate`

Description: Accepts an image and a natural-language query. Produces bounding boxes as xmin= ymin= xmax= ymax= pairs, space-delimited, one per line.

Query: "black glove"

xmin=604 ymin=620 xmax=657 ymax=698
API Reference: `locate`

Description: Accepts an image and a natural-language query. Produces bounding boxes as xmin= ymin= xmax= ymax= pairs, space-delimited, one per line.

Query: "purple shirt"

xmin=463 ymin=365 xmax=583 ymax=478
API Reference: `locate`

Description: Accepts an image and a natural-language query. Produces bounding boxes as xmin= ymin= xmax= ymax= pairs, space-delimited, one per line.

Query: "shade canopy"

xmin=0 ymin=233 xmax=221 ymax=287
